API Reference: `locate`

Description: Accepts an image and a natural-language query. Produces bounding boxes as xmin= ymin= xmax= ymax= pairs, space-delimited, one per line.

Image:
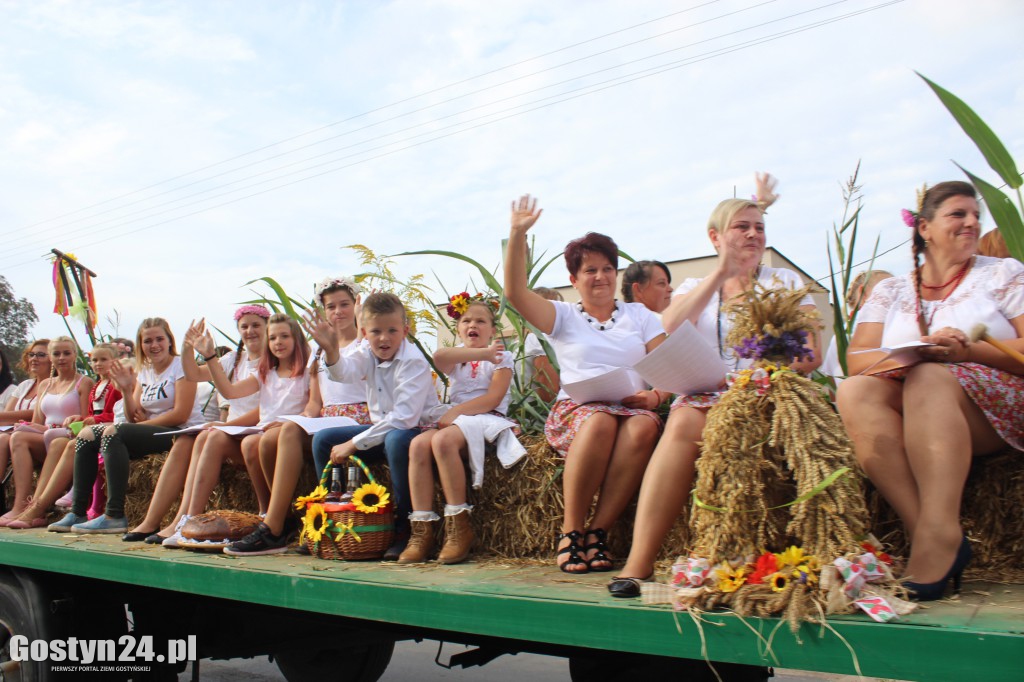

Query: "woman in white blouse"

xmin=838 ymin=181 xmax=1024 ymax=601
xmin=504 ymin=195 xmax=666 ymax=574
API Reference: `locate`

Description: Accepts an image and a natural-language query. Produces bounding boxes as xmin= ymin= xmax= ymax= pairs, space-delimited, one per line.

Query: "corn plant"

xmin=919 ymin=73 xmax=1023 ymax=259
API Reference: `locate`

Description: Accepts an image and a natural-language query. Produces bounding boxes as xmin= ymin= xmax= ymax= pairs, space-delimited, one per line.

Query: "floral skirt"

xmin=321 ymin=402 xmax=372 ymax=425
xmin=877 ymin=362 xmax=1024 ymax=451
xmin=544 ymin=399 xmax=662 ymax=457
xmin=670 ymin=392 xmax=723 ymax=411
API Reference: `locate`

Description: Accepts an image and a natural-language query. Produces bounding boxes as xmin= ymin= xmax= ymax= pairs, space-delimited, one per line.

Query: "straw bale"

xmin=124 ymin=452 xmax=319 ymax=528
xmin=867 ymin=447 xmax=1024 ymax=581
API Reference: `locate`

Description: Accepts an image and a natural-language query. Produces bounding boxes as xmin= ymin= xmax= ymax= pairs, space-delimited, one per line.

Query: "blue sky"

xmin=1 ymin=0 xmax=1022 ymax=346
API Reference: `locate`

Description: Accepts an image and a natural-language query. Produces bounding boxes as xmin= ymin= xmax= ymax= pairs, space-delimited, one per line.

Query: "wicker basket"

xmin=303 ymin=457 xmax=394 ymax=561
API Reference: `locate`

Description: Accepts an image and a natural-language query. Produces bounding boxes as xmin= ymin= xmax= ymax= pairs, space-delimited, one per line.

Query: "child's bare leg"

xmin=262 ymin=422 xmax=309 ymax=536
xmin=184 ymin=430 xmax=243 ymax=517
xmin=33 ymin=436 xmax=69 ymax=499
xmin=408 ymin=430 xmax=438 ymax=512
xmin=9 ymin=432 xmax=46 ymax=514
xmin=432 ymin=426 xmax=470 ymax=506
xmin=14 ymin=440 xmax=76 ymax=523
xmin=241 ymin=434 xmax=270 ymax=514
xmin=130 ymin=434 xmax=196 ymax=534
xmin=257 ymin=425 xmax=282 ymax=492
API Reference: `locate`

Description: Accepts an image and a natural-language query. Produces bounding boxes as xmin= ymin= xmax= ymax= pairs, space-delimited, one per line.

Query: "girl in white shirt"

xmin=227 ymin=276 xmax=370 ymax=556
xmin=399 ymin=298 xmax=517 ymax=566
xmin=163 ymin=313 xmax=310 ymax=546
xmin=125 ymin=305 xmax=270 ymax=542
xmin=56 ymin=318 xmax=201 ymax=534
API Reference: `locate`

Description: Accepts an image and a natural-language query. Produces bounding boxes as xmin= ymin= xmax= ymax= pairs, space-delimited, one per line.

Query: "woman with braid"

xmin=838 ymin=181 xmax=1024 ymax=601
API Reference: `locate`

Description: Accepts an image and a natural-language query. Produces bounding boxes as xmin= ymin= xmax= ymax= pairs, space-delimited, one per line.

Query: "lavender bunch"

xmin=734 ymin=330 xmax=814 ymax=364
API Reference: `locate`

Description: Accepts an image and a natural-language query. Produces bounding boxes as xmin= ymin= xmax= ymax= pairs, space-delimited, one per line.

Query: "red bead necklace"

xmin=916 ymin=258 xmax=972 ymax=332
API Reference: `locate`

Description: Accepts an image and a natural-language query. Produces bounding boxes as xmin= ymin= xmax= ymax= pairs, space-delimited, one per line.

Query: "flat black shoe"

xmin=144 ymin=533 xmax=168 ymax=545
xmin=123 ymin=529 xmax=159 ymax=542
xmin=607 ymin=574 xmax=653 ymax=598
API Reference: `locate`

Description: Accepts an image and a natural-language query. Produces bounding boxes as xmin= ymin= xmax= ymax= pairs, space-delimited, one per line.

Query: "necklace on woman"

xmin=468 ymin=361 xmax=481 ymax=379
xmin=576 ymin=301 xmax=619 ymax=331
xmin=916 ymin=257 xmax=972 ymax=333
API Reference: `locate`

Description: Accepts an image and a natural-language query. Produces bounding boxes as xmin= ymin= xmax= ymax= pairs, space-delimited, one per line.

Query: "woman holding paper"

xmin=504 ymin=195 xmax=666 ymax=574
xmin=610 ymin=185 xmax=821 ymax=597
xmin=837 ymin=181 xmax=1024 ymax=600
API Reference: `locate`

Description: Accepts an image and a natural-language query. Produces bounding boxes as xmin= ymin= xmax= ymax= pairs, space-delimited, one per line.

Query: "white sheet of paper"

xmin=277 ymin=414 xmax=360 ymax=434
xmin=0 ymin=425 xmax=12 ymax=432
xmin=155 ymin=424 xmax=263 ymax=437
xmin=851 ymin=341 xmax=938 ymax=375
xmin=155 ymin=425 xmax=208 ymax=436
xmin=562 ymin=367 xmax=646 ymax=404
xmin=633 ymin=321 xmax=728 ymax=395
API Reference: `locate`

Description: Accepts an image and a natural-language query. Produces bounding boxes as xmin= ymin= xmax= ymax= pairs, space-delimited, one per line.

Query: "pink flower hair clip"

xmin=234 ymin=304 xmax=271 ymax=321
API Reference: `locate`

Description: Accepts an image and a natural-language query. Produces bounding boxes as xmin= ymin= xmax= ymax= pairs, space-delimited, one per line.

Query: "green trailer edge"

xmin=1 ymin=533 xmax=1022 ymax=681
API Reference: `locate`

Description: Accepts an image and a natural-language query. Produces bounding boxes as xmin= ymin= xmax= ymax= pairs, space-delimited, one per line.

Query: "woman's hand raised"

xmin=511 ymin=194 xmax=543 ymax=236
xmin=109 ymin=359 xmax=137 ymax=393
xmin=302 ymin=309 xmax=339 ymax=352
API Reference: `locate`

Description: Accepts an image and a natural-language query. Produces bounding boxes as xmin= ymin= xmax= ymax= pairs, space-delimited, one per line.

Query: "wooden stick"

xmin=50 ymin=249 xmax=98 ymax=278
xmin=970 ymin=323 xmax=1024 ymax=366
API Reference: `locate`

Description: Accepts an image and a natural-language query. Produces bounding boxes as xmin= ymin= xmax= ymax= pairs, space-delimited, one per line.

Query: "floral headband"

xmin=446 ymin=292 xmax=499 ymax=320
xmin=314 ymin=276 xmax=361 ymax=302
xmin=234 ymin=304 xmax=271 ymax=321
xmin=900 ymin=183 xmax=929 ymax=228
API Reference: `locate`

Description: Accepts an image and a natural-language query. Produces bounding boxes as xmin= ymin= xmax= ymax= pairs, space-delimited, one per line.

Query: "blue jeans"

xmin=311 ymin=425 xmax=418 ymax=530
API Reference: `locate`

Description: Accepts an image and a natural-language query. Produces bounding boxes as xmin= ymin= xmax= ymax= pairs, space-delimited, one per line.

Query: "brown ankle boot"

xmin=437 ymin=510 xmax=474 ymax=565
xmin=397 ymin=520 xmax=436 ymax=564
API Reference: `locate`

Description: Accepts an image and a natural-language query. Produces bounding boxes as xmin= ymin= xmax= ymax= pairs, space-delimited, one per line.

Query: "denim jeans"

xmin=311 ymin=425 xmax=418 ymax=530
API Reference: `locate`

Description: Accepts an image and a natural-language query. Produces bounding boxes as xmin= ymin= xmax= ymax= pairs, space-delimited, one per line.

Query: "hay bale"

xmin=468 ymin=435 xmax=689 ymax=562
xmin=867 ymin=447 xmax=1024 ymax=580
xmin=125 ymin=452 xmax=320 ymax=528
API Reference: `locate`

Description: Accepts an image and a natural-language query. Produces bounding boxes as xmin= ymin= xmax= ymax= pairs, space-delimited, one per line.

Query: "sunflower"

xmin=294 ymin=485 xmax=329 ymax=511
xmin=351 ymin=483 xmax=390 ymax=514
xmin=769 ymin=571 xmax=790 ymax=593
xmin=715 ymin=565 xmax=748 ymax=593
xmin=300 ymin=503 xmax=328 ymax=544
xmin=774 ymin=546 xmax=807 ymax=569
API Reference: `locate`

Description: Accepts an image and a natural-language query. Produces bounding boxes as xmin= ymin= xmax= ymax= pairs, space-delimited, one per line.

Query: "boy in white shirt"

xmin=313 ymin=292 xmax=444 ymax=559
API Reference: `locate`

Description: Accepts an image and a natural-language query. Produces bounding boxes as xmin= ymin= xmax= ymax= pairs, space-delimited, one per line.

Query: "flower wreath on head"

xmin=446 ymin=292 xmax=499 ymax=320
xmin=314 ymin=276 xmax=362 ymax=302
xmin=233 ymin=304 xmax=271 ymax=322
xmin=900 ymin=183 xmax=929 ymax=228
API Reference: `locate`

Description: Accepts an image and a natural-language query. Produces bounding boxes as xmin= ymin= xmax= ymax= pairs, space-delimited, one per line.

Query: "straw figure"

xmin=677 ymin=282 xmax=909 ymax=629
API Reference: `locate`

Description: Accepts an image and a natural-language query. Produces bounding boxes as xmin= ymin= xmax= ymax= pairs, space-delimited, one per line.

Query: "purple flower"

xmin=901 ymin=209 xmax=917 ymax=228
xmin=734 ymin=330 xmax=813 ymax=363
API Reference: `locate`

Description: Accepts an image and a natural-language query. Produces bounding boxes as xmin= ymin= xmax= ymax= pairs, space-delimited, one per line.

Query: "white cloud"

xmin=0 ymin=0 xmax=1021 ymax=346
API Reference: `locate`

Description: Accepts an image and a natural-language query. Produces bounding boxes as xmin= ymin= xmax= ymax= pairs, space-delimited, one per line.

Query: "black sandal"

xmin=584 ymin=528 xmax=614 ymax=572
xmin=556 ymin=530 xmax=588 ymax=574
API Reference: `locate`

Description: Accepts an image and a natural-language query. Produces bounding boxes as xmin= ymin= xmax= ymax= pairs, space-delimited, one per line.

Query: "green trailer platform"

xmin=1 ymin=531 xmax=1022 ymax=681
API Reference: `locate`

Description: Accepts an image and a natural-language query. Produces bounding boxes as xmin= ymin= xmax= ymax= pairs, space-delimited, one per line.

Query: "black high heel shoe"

xmin=903 ymin=535 xmax=972 ymax=602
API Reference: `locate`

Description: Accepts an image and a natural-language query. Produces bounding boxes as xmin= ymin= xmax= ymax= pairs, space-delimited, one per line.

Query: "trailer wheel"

xmin=0 ymin=570 xmax=58 ymax=682
xmin=275 ymin=640 xmax=394 ymax=682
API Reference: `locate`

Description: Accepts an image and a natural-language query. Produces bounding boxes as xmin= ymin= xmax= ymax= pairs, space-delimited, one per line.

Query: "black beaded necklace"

xmin=576 ymin=300 xmax=619 ymax=331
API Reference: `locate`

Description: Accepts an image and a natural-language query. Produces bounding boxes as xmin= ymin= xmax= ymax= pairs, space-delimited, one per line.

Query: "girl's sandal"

xmin=584 ymin=528 xmax=614 ymax=572
xmin=556 ymin=530 xmax=589 ymax=574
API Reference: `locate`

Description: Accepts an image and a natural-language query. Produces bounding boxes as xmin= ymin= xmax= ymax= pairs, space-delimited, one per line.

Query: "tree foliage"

xmin=0 ymin=276 xmax=39 ymax=380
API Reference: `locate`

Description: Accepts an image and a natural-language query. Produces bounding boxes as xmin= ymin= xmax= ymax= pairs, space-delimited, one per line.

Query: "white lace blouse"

xmin=857 ymin=256 xmax=1024 ymax=345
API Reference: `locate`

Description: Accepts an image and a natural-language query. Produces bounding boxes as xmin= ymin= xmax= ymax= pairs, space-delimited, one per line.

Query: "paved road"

xmin=191 ymin=639 xmax=884 ymax=681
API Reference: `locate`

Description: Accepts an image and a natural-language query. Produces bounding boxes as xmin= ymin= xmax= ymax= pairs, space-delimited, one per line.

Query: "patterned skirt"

xmin=544 ymin=399 xmax=662 ymax=457
xmin=321 ymin=402 xmax=372 ymax=425
xmin=670 ymin=391 xmax=723 ymax=411
xmin=877 ymin=362 xmax=1023 ymax=451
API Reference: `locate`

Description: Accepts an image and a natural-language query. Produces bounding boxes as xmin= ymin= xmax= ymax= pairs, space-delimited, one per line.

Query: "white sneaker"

xmin=162 ymin=515 xmax=190 ymax=549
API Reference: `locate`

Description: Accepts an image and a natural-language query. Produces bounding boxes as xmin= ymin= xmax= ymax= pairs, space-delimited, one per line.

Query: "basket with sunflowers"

xmin=294 ymin=456 xmax=394 ymax=560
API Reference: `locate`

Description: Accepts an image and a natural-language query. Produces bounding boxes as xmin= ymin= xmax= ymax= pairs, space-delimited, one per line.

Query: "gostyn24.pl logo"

xmin=10 ymin=634 xmax=197 ymax=666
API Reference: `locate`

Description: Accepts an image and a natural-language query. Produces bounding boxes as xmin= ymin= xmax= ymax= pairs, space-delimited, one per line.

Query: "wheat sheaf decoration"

xmin=648 ymin=282 xmax=915 ymax=631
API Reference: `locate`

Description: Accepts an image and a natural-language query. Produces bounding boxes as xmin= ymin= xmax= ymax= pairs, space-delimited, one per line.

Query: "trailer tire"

xmin=0 ymin=570 xmax=59 ymax=682
xmin=275 ymin=640 xmax=394 ymax=682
